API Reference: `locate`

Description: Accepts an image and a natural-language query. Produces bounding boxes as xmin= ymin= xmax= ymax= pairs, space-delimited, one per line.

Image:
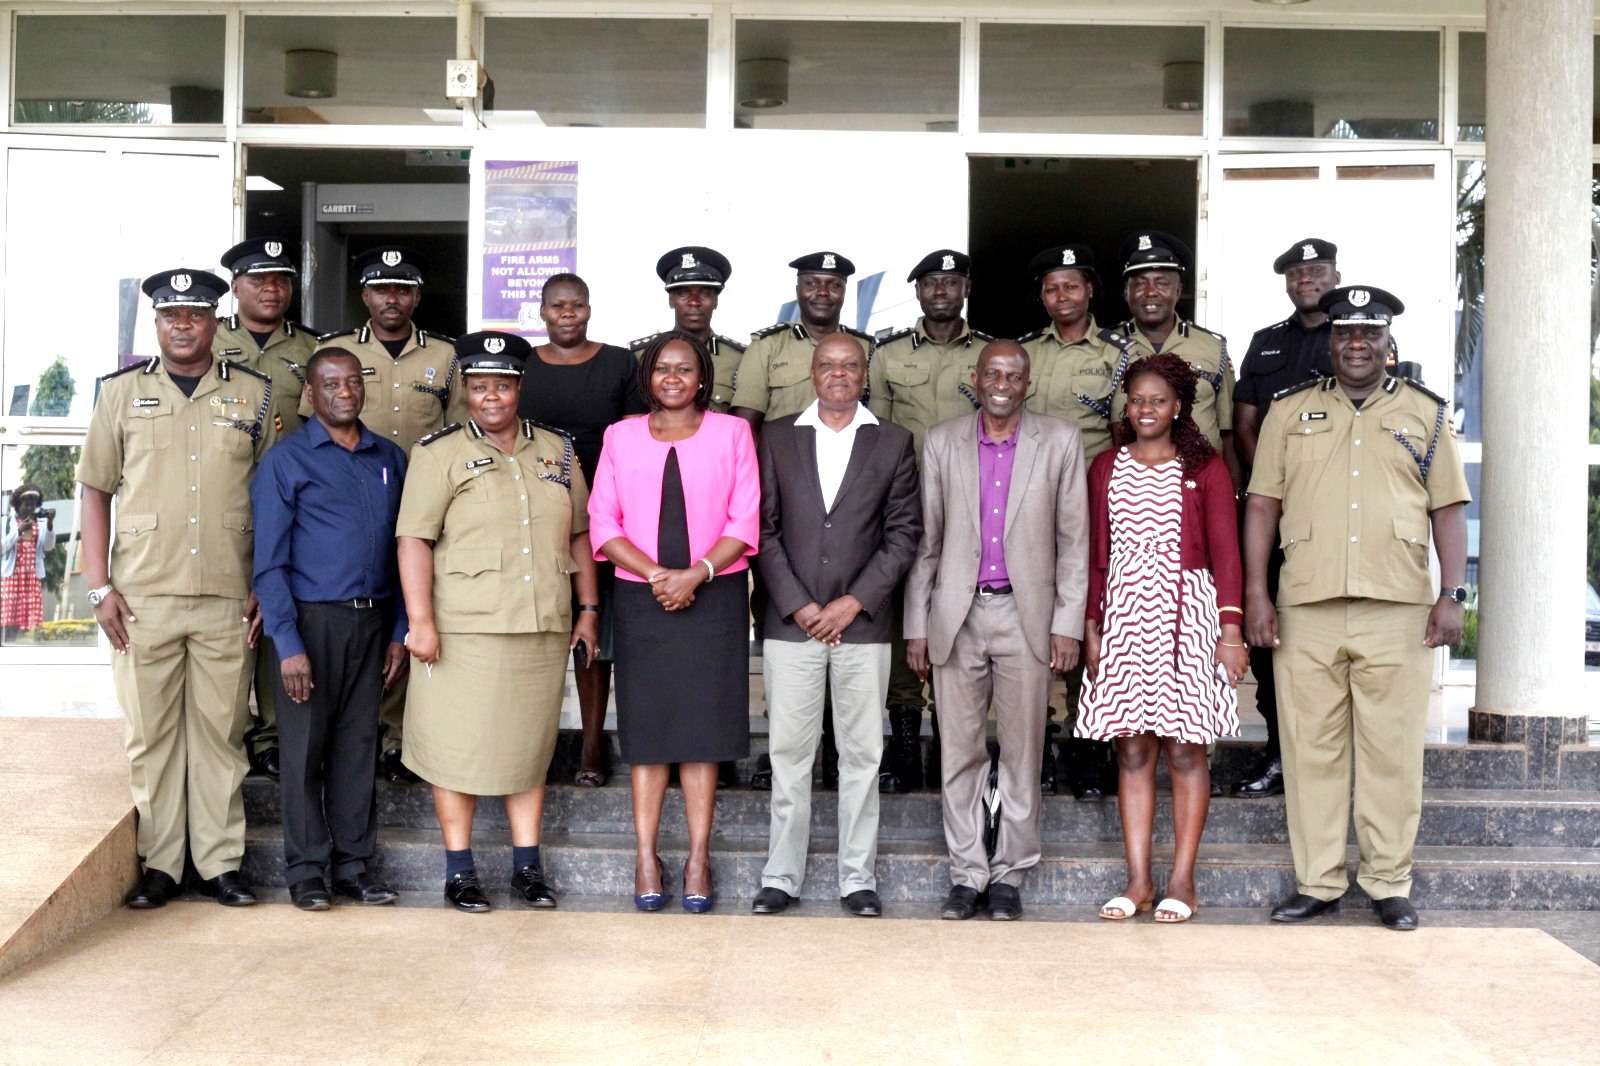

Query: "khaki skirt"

xmin=402 ymin=630 xmax=568 ymax=795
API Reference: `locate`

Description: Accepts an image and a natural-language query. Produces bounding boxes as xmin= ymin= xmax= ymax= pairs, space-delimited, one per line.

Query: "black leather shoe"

xmin=750 ymin=753 xmax=773 ymax=791
xmin=1372 ymin=895 xmax=1419 ymax=931
xmin=289 ymin=878 xmax=331 ymax=911
xmin=196 ymin=871 xmax=257 ymax=907
xmin=1209 ymin=779 xmax=1225 ymax=798
xmin=940 ymin=885 xmax=981 ymax=921
xmin=987 ymin=882 xmax=1023 ymax=921
xmin=841 ymin=889 xmax=881 ymax=917
xmin=379 ymin=748 xmax=420 ymax=784
xmin=331 ymin=873 xmax=398 ymax=906
xmin=717 ymin=760 xmax=739 ymax=788
xmin=249 ymin=746 xmax=280 ymax=779
xmin=1071 ymin=778 xmax=1106 ymax=802
xmin=510 ymin=864 xmax=557 ymax=908
xmin=126 ymin=867 xmax=181 ymax=909
xmin=1232 ymin=754 xmax=1285 ymax=798
xmin=1270 ymin=892 xmax=1341 ymax=922
xmin=752 ymin=886 xmax=794 ymax=915
xmin=445 ymin=870 xmax=491 ymax=912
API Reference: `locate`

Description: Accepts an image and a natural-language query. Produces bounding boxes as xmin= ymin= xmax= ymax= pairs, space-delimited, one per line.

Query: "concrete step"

xmin=242 ymin=779 xmax=1600 ymax=849
xmin=238 ymin=826 xmax=1600 ymax=910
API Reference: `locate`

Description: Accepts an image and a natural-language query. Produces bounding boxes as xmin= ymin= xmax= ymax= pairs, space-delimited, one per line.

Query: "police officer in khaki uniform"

xmin=314 ymin=246 xmax=462 ymax=781
xmin=731 ymin=251 xmax=878 ymax=428
xmin=216 ymin=236 xmax=320 ymax=781
xmin=867 ymin=249 xmax=989 ymax=793
xmin=1244 ymin=286 xmax=1469 ymax=932
xmin=1016 ymin=243 xmax=1123 ymax=799
xmin=78 ymin=268 xmax=279 ymax=910
xmin=1110 ymin=230 xmax=1240 ymax=487
xmin=630 ymin=246 xmax=744 ymax=413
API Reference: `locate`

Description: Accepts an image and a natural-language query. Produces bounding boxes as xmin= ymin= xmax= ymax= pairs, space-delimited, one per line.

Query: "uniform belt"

xmin=977 ymin=585 xmax=1013 ymax=598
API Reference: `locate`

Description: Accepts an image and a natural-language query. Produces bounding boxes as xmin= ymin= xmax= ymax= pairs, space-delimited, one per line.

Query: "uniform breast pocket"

xmin=440 ymin=546 xmax=501 ymax=614
xmin=1285 ymin=421 xmax=1333 ymax=463
xmin=1393 ymin=516 xmax=1429 ymax=567
xmin=1070 ymin=371 xmax=1113 ymax=405
xmin=214 ymin=421 xmax=255 ymax=458
xmin=407 ymin=382 xmax=443 ymax=419
xmin=1278 ymin=518 xmax=1313 ymax=588
xmin=766 ymin=358 xmax=812 ymax=392
xmin=131 ymin=408 xmax=173 ymax=451
xmin=886 ymin=359 xmax=931 ymax=389
xmin=459 ymin=465 xmax=506 ymax=501
xmin=220 ymin=510 xmax=253 ymax=576
xmin=113 ymin=511 xmax=160 ymax=576
xmin=1379 ymin=415 xmax=1427 ymax=472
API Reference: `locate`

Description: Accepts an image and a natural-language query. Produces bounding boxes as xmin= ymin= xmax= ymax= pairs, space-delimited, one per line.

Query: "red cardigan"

xmin=1084 ymin=448 xmax=1243 ymax=630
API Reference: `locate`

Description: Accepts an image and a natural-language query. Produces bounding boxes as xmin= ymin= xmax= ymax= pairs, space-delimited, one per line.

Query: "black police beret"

xmin=906 ymin=249 xmax=971 ymax=283
xmin=656 ymin=246 xmax=731 ymax=290
xmin=1273 ymin=238 xmax=1338 ymax=275
xmin=1318 ymin=285 xmax=1404 ymax=324
xmin=1026 ymin=244 xmax=1098 ymax=285
xmin=456 ymin=330 xmax=533 ymax=376
xmin=1119 ymin=230 xmax=1192 ymax=276
xmin=222 ymin=237 xmax=297 ymax=277
xmin=141 ymin=268 xmax=228 ymax=309
xmin=788 ymin=251 xmax=856 ymax=278
xmin=353 ymin=246 xmax=429 ymax=287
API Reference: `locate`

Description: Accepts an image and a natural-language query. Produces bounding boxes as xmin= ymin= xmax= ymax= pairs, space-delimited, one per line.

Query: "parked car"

xmin=1586 ymin=583 xmax=1600 ymax=666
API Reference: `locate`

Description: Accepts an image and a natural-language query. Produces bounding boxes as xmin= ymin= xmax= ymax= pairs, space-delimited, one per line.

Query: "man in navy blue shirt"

xmin=252 ymin=347 xmax=409 ymax=911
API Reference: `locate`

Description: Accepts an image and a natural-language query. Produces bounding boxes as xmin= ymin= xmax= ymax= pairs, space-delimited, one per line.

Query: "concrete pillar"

xmin=1471 ymin=2 xmax=1595 ymax=787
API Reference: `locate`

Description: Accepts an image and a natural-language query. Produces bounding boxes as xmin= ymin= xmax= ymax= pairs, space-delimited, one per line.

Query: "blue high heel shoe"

xmin=682 ymin=869 xmax=715 ymax=914
xmin=634 ymin=856 xmax=667 ymax=912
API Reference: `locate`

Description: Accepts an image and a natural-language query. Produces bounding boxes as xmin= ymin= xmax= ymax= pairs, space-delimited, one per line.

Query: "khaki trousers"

xmin=1276 ymin=598 xmax=1432 ymax=902
xmin=933 ymin=593 xmax=1052 ymax=891
xmin=111 ymin=595 xmax=253 ymax=881
xmin=761 ymin=638 xmax=889 ymax=895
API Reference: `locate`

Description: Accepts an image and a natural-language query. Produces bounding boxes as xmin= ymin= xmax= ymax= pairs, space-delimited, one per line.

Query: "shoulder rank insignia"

xmin=1400 ymin=376 xmax=1447 ymax=405
xmin=749 ymin=323 xmax=788 ymax=341
xmin=629 ymin=332 xmax=660 ymax=352
xmin=1271 ymin=378 xmax=1322 ymax=402
xmin=971 ymin=329 xmax=994 ymax=344
xmin=417 ymin=422 xmax=464 ymax=446
xmin=102 ymin=358 xmax=157 ymax=383
xmin=713 ymin=334 xmax=746 ymax=354
xmin=317 ymin=328 xmax=357 ymax=344
xmin=842 ymin=326 xmax=874 ymax=344
xmin=1015 ymin=328 xmax=1046 ymax=345
xmin=224 ymin=360 xmax=272 ymax=384
xmin=420 ymin=330 xmax=456 ymax=346
xmin=876 ymin=326 xmax=913 ymax=347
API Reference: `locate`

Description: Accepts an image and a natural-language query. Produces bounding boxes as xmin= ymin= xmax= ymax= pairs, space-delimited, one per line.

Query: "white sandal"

xmin=1154 ymin=897 xmax=1194 ymax=923
xmin=1098 ymin=895 xmax=1151 ymax=920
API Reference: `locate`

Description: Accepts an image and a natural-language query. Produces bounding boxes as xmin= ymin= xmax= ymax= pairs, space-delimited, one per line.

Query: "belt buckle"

xmin=352 ymin=597 xmax=375 ymax=609
xmin=977 ymin=586 xmax=995 ymax=600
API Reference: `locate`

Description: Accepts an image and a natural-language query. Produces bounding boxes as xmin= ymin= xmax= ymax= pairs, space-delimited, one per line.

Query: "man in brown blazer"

xmin=906 ymin=340 xmax=1089 ymax=920
xmin=753 ymin=334 xmax=923 ymax=918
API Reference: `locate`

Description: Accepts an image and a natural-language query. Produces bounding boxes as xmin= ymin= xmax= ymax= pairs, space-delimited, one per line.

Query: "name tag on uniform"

xmin=132 ymin=398 xmax=160 ymax=408
xmin=1260 ymin=348 xmax=1282 ymax=357
xmin=1299 ymin=411 xmax=1327 ymax=421
xmin=465 ymin=457 xmax=494 ymax=469
xmin=772 ymin=360 xmax=789 ymax=370
xmin=1078 ymin=366 xmax=1108 ymax=377
xmin=361 ymin=367 xmax=377 ymax=376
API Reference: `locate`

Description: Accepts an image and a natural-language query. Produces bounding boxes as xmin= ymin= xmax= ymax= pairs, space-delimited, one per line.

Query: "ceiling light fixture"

xmin=1162 ymin=62 xmax=1203 ymax=111
xmin=736 ymin=59 xmax=789 ymax=109
xmin=285 ymin=50 xmax=337 ymax=99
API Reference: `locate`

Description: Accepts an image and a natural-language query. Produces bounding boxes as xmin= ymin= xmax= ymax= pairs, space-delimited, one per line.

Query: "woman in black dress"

xmin=516 ymin=272 xmax=647 ymax=787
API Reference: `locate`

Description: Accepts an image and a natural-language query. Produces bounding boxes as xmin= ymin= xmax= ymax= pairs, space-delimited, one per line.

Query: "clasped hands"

xmin=648 ymin=566 xmax=706 ymax=611
xmin=793 ymin=595 xmax=864 ymax=646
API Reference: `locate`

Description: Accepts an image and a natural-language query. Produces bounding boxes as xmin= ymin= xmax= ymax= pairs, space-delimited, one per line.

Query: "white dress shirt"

xmin=794 ymin=399 xmax=878 ymax=512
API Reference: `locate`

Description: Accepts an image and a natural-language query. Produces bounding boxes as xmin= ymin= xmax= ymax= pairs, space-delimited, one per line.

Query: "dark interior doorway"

xmin=967 ymin=156 xmax=1200 ymax=341
xmin=242 ymin=147 xmax=470 ymax=339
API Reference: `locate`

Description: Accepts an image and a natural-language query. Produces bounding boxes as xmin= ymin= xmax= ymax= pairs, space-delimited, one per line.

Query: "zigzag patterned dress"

xmin=1077 ymin=448 xmax=1239 ymax=743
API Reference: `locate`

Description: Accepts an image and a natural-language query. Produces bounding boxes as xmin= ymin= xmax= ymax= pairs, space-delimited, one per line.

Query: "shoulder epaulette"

xmin=317 ymin=328 xmax=357 ymax=344
xmin=628 ymin=332 xmax=660 ymax=352
xmin=843 ymin=326 xmax=873 ymax=342
xmin=287 ymin=320 xmax=316 ymax=337
xmin=222 ymin=359 xmax=272 ymax=384
xmin=970 ymin=329 xmax=994 ymax=344
xmin=1271 ymin=378 xmax=1322 ymax=402
xmin=1187 ymin=321 xmax=1225 ymax=341
xmin=713 ymin=334 xmax=746 ymax=354
xmin=876 ymin=327 xmax=914 ymax=346
xmin=1253 ymin=319 xmax=1292 ymax=337
xmin=417 ymin=423 xmax=464 ymax=446
xmin=224 ymin=313 xmax=241 ymax=330
xmin=419 ymin=330 xmax=455 ymax=346
xmin=751 ymin=323 xmax=789 ymax=340
xmin=524 ymin=418 xmax=573 ymax=442
xmin=1400 ymin=376 xmax=1447 ymax=405
xmin=100 ymin=358 xmax=156 ymax=383
xmin=1098 ymin=326 xmax=1140 ymax=355
xmin=1015 ymin=328 xmax=1046 ymax=344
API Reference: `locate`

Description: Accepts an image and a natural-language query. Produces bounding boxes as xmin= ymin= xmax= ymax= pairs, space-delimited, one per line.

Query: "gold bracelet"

xmin=1219 ymin=640 xmax=1246 ymax=648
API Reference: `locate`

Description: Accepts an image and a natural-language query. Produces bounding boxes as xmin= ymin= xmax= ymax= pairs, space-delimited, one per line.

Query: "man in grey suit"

xmin=906 ymin=339 xmax=1089 ymax=921
xmin=753 ymin=333 xmax=922 ymax=918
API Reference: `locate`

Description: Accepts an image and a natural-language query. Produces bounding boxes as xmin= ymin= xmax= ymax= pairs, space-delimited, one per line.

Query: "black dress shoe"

xmin=510 ymin=863 xmax=557 ymax=908
xmin=751 ymin=886 xmax=793 ymax=915
xmin=717 ymin=760 xmax=739 ymax=788
xmin=289 ymin=878 xmax=331 ymax=911
xmin=195 ymin=871 xmax=258 ymax=907
xmin=1071 ymin=779 xmax=1106 ymax=802
xmin=249 ymin=746 xmax=281 ymax=779
xmin=379 ymin=748 xmax=420 ymax=784
xmin=331 ymin=873 xmax=398 ymax=906
xmin=940 ymin=885 xmax=981 ymax=921
xmin=987 ymin=882 xmax=1023 ymax=921
xmin=750 ymin=753 xmax=773 ymax=791
xmin=841 ymin=889 xmax=881 ymax=917
xmin=1270 ymin=892 xmax=1341 ymax=922
xmin=1232 ymin=754 xmax=1285 ymax=798
xmin=1372 ymin=895 xmax=1419 ymax=931
xmin=126 ymin=867 xmax=181 ymax=909
xmin=1209 ymin=779 xmax=1225 ymax=798
xmin=445 ymin=870 xmax=491 ymax=912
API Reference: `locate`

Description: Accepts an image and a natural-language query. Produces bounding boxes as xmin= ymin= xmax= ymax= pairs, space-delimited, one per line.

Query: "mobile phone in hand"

xmin=574 ymin=641 xmax=589 ymax=671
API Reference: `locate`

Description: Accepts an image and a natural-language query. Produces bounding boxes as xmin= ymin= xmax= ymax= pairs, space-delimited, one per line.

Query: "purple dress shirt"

xmin=976 ymin=413 xmax=1016 ymax=588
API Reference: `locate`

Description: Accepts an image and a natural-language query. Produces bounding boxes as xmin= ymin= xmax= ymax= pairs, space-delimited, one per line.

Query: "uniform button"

xmin=189 ymin=516 xmax=197 ymax=524
xmin=523 ymin=575 xmax=531 ymax=582
xmin=393 ymin=405 xmax=401 ymax=412
xmin=1352 ymin=470 xmax=1359 ymax=477
xmin=823 ymin=521 xmax=831 ymax=528
xmin=1352 ymin=503 xmax=1359 ymax=510
xmin=394 ymin=383 xmax=400 ymax=388
xmin=1350 ymin=536 xmax=1358 ymax=543
xmin=1354 ymin=439 xmax=1361 ymax=446
xmin=392 ymin=430 xmax=399 ymax=436
xmin=519 ymin=495 xmax=526 ymax=501
xmin=522 ymin=519 xmax=529 ymax=526
xmin=1355 ymin=411 xmax=1362 ymax=417
xmin=190 ymin=548 xmax=198 ymax=555
xmin=190 ymin=425 xmax=196 ymax=431
xmin=514 ymin=475 xmax=521 ymax=481
xmin=189 ymin=454 xmax=197 ymax=461
xmin=522 ymin=547 xmax=530 ymax=554
xmin=1410 ymin=537 xmax=1418 ymax=544
xmin=1302 ymin=428 xmax=1312 ymax=435
xmin=190 ymin=485 xmax=197 ymax=492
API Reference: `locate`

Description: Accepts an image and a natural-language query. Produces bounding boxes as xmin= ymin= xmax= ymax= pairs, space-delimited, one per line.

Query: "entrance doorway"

xmin=967 ymin=156 xmax=1200 ymax=341
xmin=243 ymin=147 xmax=470 ymax=338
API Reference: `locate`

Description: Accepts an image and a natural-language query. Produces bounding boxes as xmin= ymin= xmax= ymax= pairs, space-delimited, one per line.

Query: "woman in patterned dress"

xmin=2 ymin=484 xmax=52 ymax=642
xmin=1078 ymin=354 xmax=1247 ymax=923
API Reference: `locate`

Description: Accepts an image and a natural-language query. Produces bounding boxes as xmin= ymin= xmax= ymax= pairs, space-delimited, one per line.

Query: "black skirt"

xmin=612 ymin=574 xmax=751 ymax=765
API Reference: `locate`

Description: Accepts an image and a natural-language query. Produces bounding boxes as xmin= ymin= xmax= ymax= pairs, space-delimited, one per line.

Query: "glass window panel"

xmin=1 ymin=449 xmax=96 ymax=649
xmin=243 ymin=16 xmax=457 ymax=126
xmin=1459 ymin=33 xmax=1600 ymax=145
xmin=483 ymin=18 xmax=706 ymax=128
xmin=1454 ymin=160 xmax=1486 ymax=444
xmin=732 ymin=20 xmax=958 ymax=132
xmin=980 ymin=23 xmax=1205 ymax=135
xmin=1223 ymin=28 xmax=1440 ymax=140
xmin=13 ymin=15 xmax=225 ymax=125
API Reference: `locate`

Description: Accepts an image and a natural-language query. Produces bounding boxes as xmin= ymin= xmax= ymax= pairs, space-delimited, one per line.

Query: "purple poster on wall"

xmin=481 ymin=160 xmax=577 ymax=337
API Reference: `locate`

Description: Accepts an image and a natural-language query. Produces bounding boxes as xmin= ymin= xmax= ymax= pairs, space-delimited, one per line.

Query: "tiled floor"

xmin=1 ymin=900 xmax=1598 ymax=1066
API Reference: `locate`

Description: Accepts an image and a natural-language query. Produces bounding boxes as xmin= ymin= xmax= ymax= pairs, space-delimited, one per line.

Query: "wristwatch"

xmin=87 ymin=584 xmax=114 ymax=606
xmin=1439 ymin=585 xmax=1468 ymax=604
